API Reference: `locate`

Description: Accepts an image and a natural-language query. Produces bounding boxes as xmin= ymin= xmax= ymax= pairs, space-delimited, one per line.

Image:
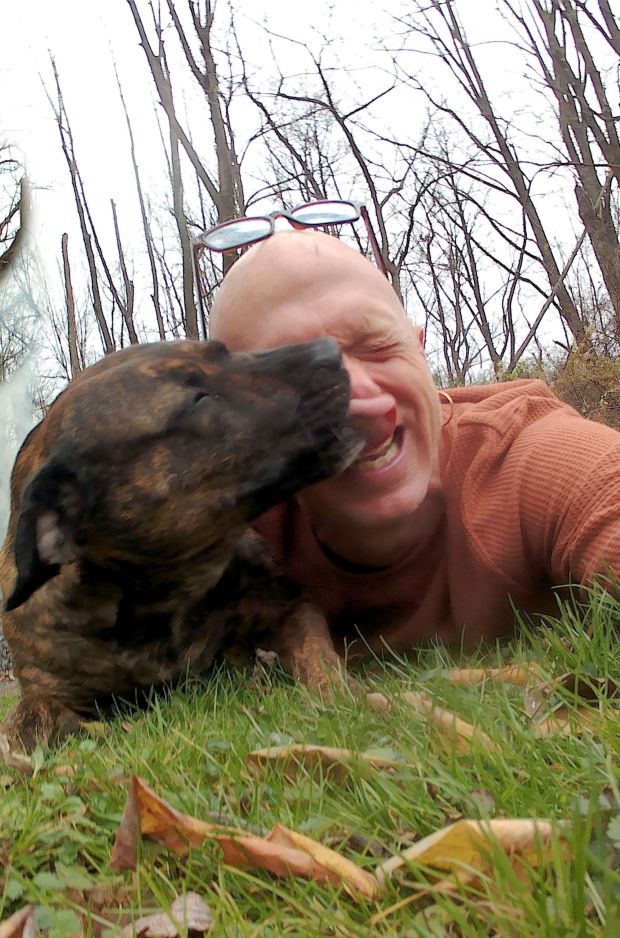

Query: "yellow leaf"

xmin=376 ymin=818 xmax=560 ymax=885
xmin=443 ymin=665 xmax=540 ymax=687
xmin=268 ymin=825 xmax=381 ymax=900
xmin=403 ymin=692 xmax=498 ymax=754
xmin=246 ymin=743 xmax=402 ymax=782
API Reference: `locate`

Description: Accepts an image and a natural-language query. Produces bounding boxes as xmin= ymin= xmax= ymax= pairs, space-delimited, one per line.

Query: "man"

xmin=208 ymin=227 xmax=620 ymax=656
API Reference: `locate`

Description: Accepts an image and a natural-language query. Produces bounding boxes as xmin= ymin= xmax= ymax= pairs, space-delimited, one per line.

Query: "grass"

xmin=0 ymin=586 xmax=619 ymax=936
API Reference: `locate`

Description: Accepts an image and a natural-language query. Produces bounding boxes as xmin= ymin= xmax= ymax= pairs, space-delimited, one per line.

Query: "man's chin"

xmin=301 ymin=469 xmax=432 ymax=528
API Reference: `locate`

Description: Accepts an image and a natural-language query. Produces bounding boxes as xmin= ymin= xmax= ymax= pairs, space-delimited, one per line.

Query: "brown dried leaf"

xmin=469 ymin=788 xmax=497 ymax=815
xmin=218 ymin=823 xmax=381 ymax=900
xmin=111 ymin=776 xmax=221 ymax=870
xmin=404 ymin=692 xmax=499 ymax=754
xmin=376 ymin=818 xmax=562 ymax=886
xmin=365 ymin=692 xmax=390 ymax=712
xmin=532 ymin=705 xmax=601 ymax=738
xmin=0 ymin=906 xmax=36 ymax=938
xmin=52 ymin=764 xmax=77 ymax=778
xmin=110 ymin=775 xmax=140 ymax=871
xmin=0 ymin=734 xmax=34 ymax=776
xmin=443 ymin=665 xmax=541 ymax=687
xmin=119 ymin=892 xmax=212 ymax=936
xmin=556 ymin=672 xmax=619 ymax=700
xmin=113 ymin=776 xmax=379 ymax=900
xmin=246 ymin=743 xmax=401 ymax=782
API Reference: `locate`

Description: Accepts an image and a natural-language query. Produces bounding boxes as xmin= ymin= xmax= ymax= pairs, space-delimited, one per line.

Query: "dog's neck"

xmin=79 ymin=540 xmax=236 ymax=608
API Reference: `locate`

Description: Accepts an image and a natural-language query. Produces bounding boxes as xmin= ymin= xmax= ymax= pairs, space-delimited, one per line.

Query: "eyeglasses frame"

xmin=191 ymin=200 xmax=388 ymax=334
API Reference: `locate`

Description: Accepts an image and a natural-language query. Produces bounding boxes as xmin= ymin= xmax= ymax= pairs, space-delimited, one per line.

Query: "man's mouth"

xmin=351 ymin=426 xmax=404 ymax=471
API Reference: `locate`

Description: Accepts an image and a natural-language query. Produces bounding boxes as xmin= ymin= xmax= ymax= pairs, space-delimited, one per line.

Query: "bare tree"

xmin=0 ymin=147 xmax=27 ymax=284
xmin=398 ymin=0 xmax=592 ymax=350
xmin=504 ymin=0 xmax=620 ymax=327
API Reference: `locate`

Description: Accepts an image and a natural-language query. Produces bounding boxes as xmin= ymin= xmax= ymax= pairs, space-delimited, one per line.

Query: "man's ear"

xmin=414 ymin=325 xmax=425 ymax=351
xmin=6 ymin=460 xmax=86 ymax=611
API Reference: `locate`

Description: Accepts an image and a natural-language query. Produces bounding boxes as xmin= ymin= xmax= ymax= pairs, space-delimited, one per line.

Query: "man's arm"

xmin=513 ymin=411 xmax=620 ymax=586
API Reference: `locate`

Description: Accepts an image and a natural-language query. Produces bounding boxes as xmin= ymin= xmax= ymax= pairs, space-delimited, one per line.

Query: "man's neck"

xmin=305 ymin=483 xmax=444 ymax=571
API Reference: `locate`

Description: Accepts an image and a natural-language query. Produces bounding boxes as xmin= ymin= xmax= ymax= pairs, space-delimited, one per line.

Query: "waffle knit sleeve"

xmin=511 ymin=410 xmax=620 ymax=586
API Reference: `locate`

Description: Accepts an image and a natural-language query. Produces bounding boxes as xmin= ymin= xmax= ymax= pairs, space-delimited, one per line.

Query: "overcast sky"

xmin=1 ymin=1 xmax=537 ymax=276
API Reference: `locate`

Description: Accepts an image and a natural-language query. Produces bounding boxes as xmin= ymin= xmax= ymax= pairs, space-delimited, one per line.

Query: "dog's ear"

xmin=6 ymin=460 xmax=86 ymax=611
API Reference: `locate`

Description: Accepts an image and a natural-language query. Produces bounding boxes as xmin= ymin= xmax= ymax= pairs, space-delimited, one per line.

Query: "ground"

xmin=0 ymin=589 xmax=618 ymax=936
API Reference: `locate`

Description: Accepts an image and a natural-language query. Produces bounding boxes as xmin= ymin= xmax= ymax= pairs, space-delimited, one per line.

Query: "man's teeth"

xmin=353 ymin=433 xmax=399 ymax=470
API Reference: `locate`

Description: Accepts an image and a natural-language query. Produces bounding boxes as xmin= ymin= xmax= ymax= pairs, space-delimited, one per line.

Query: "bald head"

xmin=210 ymin=230 xmax=411 ymax=352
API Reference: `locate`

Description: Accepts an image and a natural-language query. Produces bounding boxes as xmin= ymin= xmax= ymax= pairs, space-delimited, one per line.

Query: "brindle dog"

xmin=0 ymin=337 xmax=362 ymax=752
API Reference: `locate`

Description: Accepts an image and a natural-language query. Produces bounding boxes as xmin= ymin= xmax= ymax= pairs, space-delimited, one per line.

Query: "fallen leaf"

xmin=0 ymin=905 xmax=36 ymax=938
xmin=246 ymin=743 xmax=402 ymax=782
xmin=556 ymin=672 xmax=619 ymax=700
xmin=272 ymin=826 xmax=380 ymax=899
xmin=0 ymin=734 xmax=34 ymax=776
xmin=254 ymin=648 xmax=280 ymax=669
xmin=119 ymin=892 xmax=212 ymax=936
xmin=52 ymin=764 xmax=77 ymax=778
xmin=522 ymin=676 xmax=613 ymax=738
xmin=403 ymin=692 xmax=498 ymax=754
xmin=218 ymin=824 xmax=380 ymax=900
xmin=365 ymin=692 xmax=391 ymax=712
xmin=531 ymin=705 xmax=600 ymax=738
xmin=376 ymin=817 xmax=562 ymax=887
xmin=111 ymin=776 xmax=219 ymax=870
xmin=469 ymin=788 xmax=497 ymax=815
xmin=443 ymin=665 xmax=541 ymax=687
xmin=111 ymin=776 xmax=380 ymax=900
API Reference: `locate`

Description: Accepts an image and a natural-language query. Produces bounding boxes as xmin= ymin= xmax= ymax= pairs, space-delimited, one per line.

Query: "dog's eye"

xmin=192 ymin=390 xmax=219 ymax=404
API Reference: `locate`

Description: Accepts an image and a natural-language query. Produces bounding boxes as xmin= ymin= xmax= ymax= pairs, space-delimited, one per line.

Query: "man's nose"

xmin=344 ymin=355 xmax=395 ymax=416
xmin=343 ymin=355 xmax=397 ymax=446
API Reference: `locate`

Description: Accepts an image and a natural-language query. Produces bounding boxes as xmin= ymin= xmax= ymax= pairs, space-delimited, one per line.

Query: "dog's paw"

xmin=291 ymin=655 xmax=361 ymax=700
xmin=2 ymin=696 xmax=84 ymax=754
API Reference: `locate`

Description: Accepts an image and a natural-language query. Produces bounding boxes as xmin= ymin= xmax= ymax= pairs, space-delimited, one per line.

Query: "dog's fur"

xmin=0 ymin=338 xmax=362 ymax=752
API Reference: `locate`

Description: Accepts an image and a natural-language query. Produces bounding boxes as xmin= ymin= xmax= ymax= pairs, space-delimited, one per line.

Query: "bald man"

xmin=210 ymin=230 xmax=620 ymax=655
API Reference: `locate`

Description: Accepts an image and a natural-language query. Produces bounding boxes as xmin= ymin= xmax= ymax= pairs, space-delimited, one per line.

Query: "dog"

xmin=0 ymin=337 xmax=363 ymax=752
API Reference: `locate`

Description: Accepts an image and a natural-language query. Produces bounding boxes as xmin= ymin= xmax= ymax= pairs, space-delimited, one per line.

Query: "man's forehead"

xmin=211 ymin=231 xmax=406 ymax=348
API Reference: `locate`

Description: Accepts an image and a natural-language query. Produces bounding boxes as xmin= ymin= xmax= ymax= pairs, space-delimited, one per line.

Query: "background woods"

xmin=1 ymin=0 xmax=619 ymax=394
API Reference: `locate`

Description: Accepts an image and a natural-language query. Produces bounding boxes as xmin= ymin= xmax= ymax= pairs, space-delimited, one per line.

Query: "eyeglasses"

xmin=193 ymin=200 xmax=388 ymax=278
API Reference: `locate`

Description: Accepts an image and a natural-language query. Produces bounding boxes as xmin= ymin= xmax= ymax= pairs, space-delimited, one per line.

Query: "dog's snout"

xmin=299 ymin=337 xmax=342 ymax=370
xmin=245 ymin=337 xmax=343 ymax=376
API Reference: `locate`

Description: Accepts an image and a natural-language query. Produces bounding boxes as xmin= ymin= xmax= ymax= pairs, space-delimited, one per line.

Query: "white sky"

xmin=1 ymin=0 xmax=538 ymax=277
xmin=0 ymin=0 xmax=610 ymax=362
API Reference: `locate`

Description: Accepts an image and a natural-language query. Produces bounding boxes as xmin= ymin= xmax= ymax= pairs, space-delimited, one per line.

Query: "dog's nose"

xmin=300 ymin=337 xmax=342 ymax=370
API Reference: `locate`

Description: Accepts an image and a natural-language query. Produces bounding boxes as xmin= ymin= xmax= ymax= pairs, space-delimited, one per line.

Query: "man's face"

xmin=210 ymin=231 xmax=441 ymax=529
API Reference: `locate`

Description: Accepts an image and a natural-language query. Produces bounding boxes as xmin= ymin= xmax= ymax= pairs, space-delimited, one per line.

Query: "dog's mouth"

xmin=234 ymin=338 xmax=365 ymax=512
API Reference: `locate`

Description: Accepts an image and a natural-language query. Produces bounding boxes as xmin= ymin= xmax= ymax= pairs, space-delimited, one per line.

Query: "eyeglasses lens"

xmin=290 ymin=201 xmax=359 ymax=225
xmin=204 ymin=217 xmax=272 ymax=250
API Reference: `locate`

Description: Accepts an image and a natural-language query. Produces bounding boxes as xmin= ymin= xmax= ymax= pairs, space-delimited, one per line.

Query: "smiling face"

xmin=210 ymin=231 xmax=442 ymax=541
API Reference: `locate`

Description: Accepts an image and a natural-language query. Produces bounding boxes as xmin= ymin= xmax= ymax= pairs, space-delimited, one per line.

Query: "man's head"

xmin=211 ymin=230 xmax=441 ymax=544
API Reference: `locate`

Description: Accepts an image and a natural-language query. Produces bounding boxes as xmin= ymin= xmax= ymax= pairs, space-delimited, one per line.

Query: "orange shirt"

xmin=254 ymin=379 xmax=620 ymax=654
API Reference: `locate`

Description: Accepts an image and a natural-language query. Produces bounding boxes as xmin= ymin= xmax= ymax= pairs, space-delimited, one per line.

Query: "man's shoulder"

xmin=445 ymin=377 xmax=584 ymax=443
xmin=448 ymin=377 xmax=567 ymax=413
xmin=444 ymin=377 xmax=620 ymax=484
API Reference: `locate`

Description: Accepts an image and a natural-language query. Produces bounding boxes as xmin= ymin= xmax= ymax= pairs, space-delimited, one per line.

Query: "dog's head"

xmin=6 ymin=338 xmax=363 ymax=609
